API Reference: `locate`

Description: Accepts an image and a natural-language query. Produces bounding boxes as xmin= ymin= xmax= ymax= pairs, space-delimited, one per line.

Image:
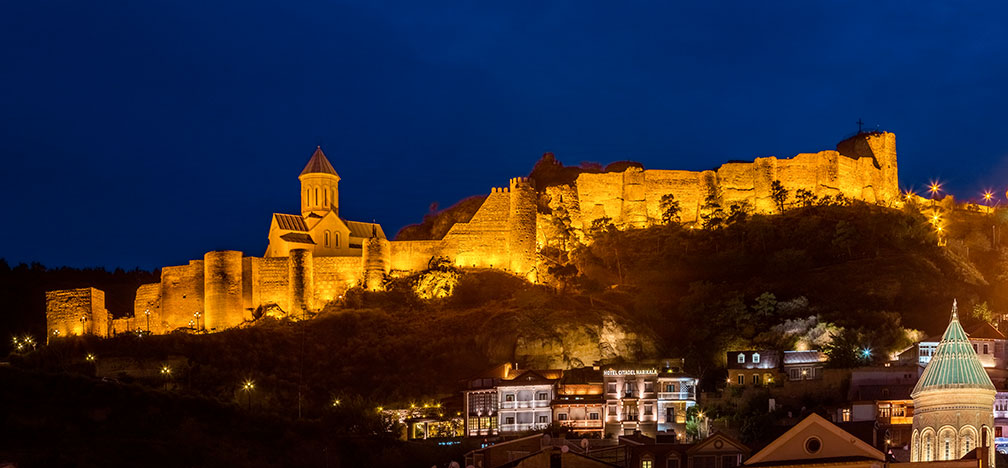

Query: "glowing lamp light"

xmin=161 ymin=365 xmax=171 ymax=375
xmin=984 ymin=191 xmax=994 ymax=202
xmin=242 ymin=379 xmax=255 ymax=391
xmin=86 ymin=353 xmax=96 ymax=362
xmin=332 ymin=399 xmax=341 ymax=407
xmin=929 ymin=182 xmax=941 ymax=195
xmin=861 ymin=348 xmax=872 ymax=359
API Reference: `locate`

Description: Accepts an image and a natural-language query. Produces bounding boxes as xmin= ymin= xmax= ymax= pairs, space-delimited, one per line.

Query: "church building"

xmin=911 ymin=301 xmax=996 ymax=466
xmin=265 ymin=146 xmax=385 ymax=258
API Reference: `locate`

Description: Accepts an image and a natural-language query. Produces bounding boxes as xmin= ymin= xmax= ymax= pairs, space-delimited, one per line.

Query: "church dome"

xmin=300 ymin=146 xmax=339 ymax=177
xmin=911 ymin=301 xmax=995 ymax=397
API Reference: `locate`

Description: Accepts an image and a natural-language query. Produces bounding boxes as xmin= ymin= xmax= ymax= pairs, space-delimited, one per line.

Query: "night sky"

xmin=2 ymin=2 xmax=1007 ymax=270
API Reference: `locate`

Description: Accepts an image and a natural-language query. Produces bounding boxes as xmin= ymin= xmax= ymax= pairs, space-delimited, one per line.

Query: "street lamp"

xmin=145 ymin=308 xmax=150 ymax=332
xmin=193 ymin=311 xmax=202 ymax=331
xmin=243 ymin=379 xmax=255 ymax=411
xmin=79 ymin=315 xmax=88 ymax=335
xmin=161 ymin=364 xmax=172 ymax=390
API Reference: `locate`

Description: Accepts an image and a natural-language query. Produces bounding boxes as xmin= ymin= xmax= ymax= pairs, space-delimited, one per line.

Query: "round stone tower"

xmin=299 ymin=146 xmax=341 ymax=217
xmin=911 ymin=301 xmax=995 ymax=466
xmin=203 ymin=250 xmax=243 ymax=332
xmin=288 ymin=248 xmax=315 ymax=317
xmin=362 ymin=226 xmax=390 ymax=291
xmin=508 ymin=177 xmax=537 ymax=278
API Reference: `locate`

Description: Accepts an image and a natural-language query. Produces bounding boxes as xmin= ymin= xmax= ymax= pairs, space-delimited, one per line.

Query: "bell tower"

xmin=299 ymin=146 xmax=340 ymax=217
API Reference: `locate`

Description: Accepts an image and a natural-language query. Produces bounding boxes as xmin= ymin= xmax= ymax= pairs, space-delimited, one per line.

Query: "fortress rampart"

xmin=47 ymin=132 xmax=900 ymax=336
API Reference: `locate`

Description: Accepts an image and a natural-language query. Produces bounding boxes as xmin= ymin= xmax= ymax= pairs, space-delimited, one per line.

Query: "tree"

xmin=832 ymin=220 xmax=858 ymax=258
xmin=795 ymin=189 xmax=818 ymax=208
xmin=770 ymin=180 xmax=789 ymax=213
xmin=588 ymin=216 xmax=616 ymax=239
xmin=752 ymin=292 xmax=777 ymax=321
xmin=660 ymin=193 xmax=682 ymax=225
xmin=726 ymin=200 xmax=752 ymax=225
xmin=972 ymin=302 xmax=994 ymax=324
xmin=700 ymin=188 xmax=726 ymax=230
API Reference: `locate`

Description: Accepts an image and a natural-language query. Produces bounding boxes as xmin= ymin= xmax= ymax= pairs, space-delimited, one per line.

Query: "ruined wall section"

xmin=160 ymin=260 xmax=204 ymax=331
xmin=440 ymin=188 xmax=511 ymax=268
xmin=576 ymin=132 xmax=898 ymax=227
xmin=45 ymin=287 xmax=109 ymax=341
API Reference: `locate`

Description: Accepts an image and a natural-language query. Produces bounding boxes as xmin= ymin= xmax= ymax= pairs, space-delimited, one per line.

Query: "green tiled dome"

xmin=911 ymin=301 xmax=995 ymax=397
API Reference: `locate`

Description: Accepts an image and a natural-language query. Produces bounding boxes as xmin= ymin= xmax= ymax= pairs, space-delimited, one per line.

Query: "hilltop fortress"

xmin=46 ymin=131 xmax=898 ymax=337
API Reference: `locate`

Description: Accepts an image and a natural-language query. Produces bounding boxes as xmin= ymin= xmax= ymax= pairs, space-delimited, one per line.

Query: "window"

xmin=607 ymin=382 xmax=617 ymax=394
xmin=737 ymin=374 xmax=744 ymax=385
xmin=666 ymin=407 xmax=675 ymax=423
xmin=324 ymin=189 xmax=328 ymax=206
xmin=505 ymin=417 xmax=515 ymax=425
xmin=537 ymin=392 xmax=548 ymax=400
xmin=881 ymin=388 xmax=889 ymax=399
xmin=644 ymin=404 xmax=653 ymax=416
xmin=607 ymin=404 xmax=617 ymax=416
xmin=879 ymin=405 xmax=891 ymax=418
xmin=666 ymin=383 xmax=676 ymax=392
xmin=694 ymin=455 xmax=716 ymax=468
xmin=558 ymin=413 xmax=568 ymax=421
xmin=789 ymin=368 xmax=800 ymax=381
xmin=984 ymin=344 xmax=990 ymax=354
xmin=538 ymin=415 xmax=548 ymax=424
xmin=333 ymin=233 xmax=340 ymax=247
xmin=944 ymin=438 xmax=950 ymax=460
xmin=753 ymin=374 xmax=761 ymax=385
xmin=974 ymin=344 xmax=979 ymax=353
xmin=642 ymin=460 xmax=653 ymax=468
xmin=737 ymin=354 xmax=745 ymax=363
xmin=505 ymin=394 xmax=515 ymax=402
xmin=324 ymin=231 xmax=331 ymax=247
xmin=589 ymin=412 xmax=600 ymax=420
xmin=753 ymin=353 xmax=761 ymax=364
xmin=666 ymin=457 xmax=680 ymax=468
xmin=315 ymin=188 xmax=319 ymax=205
xmin=722 ymin=455 xmax=739 ymax=468
xmin=804 ymin=437 xmax=822 ymax=454
xmin=626 ymin=405 xmax=638 ymax=420
xmin=645 ymin=381 xmax=654 ymax=393
xmin=841 ymin=408 xmax=851 ymax=422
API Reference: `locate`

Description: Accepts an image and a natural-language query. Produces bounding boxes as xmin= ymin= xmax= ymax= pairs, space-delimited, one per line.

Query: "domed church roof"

xmin=911 ymin=300 xmax=995 ymax=397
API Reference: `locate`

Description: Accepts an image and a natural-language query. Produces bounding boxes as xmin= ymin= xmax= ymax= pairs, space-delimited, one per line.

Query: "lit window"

xmin=589 ymin=412 xmax=599 ymax=420
xmin=558 ymin=413 xmax=568 ymax=421
xmin=737 ymin=354 xmax=745 ymax=364
xmin=642 ymin=460 xmax=653 ymax=468
xmin=537 ymin=392 xmax=548 ymax=400
xmin=841 ymin=408 xmax=851 ymax=422
xmin=505 ymin=394 xmax=515 ymax=402
xmin=753 ymin=353 xmax=761 ymax=364
xmin=644 ymin=404 xmax=653 ymax=416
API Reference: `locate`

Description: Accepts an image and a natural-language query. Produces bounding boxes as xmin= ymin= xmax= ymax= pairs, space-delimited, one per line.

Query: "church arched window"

xmin=324 ymin=231 xmax=331 ymax=248
xmin=324 ymin=189 xmax=329 ymax=207
xmin=315 ymin=188 xmax=319 ymax=206
xmin=334 ymin=232 xmax=339 ymax=247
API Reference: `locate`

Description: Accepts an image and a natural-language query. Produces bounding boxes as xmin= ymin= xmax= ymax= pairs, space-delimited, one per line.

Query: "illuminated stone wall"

xmin=133 ymin=283 xmax=162 ymax=333
xmin=387 ymin=240 xmax=444 ymax=273
xmin=45 ymin=287 xmax=109 ymax=341
xmin=160 ymin=260 xmax=204 ymax=330
xmin=204 ymin=250 xmax=244 ymax=332
xmin=438 ymin=188 xmax=511 ymax=268
xmin=314 ymin=255 xmax=361 ymax=303
xmin=573 ymin=132 xmax=899 ymax=226
xmin=508 ymin=177 xmax=537 ymax=277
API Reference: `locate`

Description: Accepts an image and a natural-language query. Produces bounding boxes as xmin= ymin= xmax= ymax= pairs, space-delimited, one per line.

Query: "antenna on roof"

xmin=856 ymin=118 xmax=864 ymax=134
xmin=952 ymin=299 xmax=958 ymax=321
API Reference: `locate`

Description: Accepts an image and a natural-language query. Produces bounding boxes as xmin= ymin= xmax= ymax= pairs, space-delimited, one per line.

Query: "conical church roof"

xmin=300 ymin=146 xmax=339 ymax=177
xmin=911 ymin=301 xmax=994 ymax=397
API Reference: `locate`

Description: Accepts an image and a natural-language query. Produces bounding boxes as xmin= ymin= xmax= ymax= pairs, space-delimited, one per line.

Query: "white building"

xmin=497 ymin=369 xmax=560 ymax=433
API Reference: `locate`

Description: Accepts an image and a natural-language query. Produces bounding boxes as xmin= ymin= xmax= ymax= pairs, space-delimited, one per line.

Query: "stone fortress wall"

xmin=45 ymin=287 xmax=109 ymax=341
xmin=47 ymin=132 xmax=899 ymax=337
xmin=564 ymin=131 xmax=898 ymax=228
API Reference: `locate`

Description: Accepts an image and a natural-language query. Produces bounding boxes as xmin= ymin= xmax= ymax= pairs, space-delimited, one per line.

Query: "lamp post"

xmin=145 ymin=308 xmax=150 ymax=333
xmin=243 ymin=379 xmax=255 ymax=411
xmin=193 ymin=311 xmax=202 ymax=332
xmin=161 ymin=364 xmax=172 ymax=390
xmin=79 ymin=315 xmax=88 ymax=335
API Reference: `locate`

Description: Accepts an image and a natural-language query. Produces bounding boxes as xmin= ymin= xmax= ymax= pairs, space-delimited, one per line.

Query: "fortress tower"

xmin=508 ymin=177 xmax=537 ymax=278
xmin=911 ymin=301 xmax=995 ymax=466
xmin=300 ymin=146 xmax=340 ymax=217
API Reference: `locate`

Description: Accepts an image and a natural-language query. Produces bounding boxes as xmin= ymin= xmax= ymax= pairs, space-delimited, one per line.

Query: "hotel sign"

xmin=603 ymin=368 xmax=658 ymax=376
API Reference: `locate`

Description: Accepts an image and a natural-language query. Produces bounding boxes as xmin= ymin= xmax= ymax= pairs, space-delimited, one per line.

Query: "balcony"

xmin=559 ymin=420 xmax=604 ymax=429
xmin=658 ymin=391 xmax=695 ymax=401
xmin=880 ymin=415 xmax=912 ymax=425
xmin=500 ymin=423 xmax=548 ymax=433
xmin=500 ymin=400 xmax=550 ymax=409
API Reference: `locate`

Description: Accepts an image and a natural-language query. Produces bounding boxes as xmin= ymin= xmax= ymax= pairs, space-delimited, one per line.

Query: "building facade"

xmin=497 ymin=370 xmax=561 ymax=433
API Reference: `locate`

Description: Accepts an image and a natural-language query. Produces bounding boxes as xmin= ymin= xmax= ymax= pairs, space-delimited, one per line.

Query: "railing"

xmin=882 ymin=416 xmax=913 ymax=425
xmin=499 ymin=423 xmax=549 ymax=433
xmin=559 ymin=420 xmax=604 ymax=429
xmin=658 ymin=391 xmax=695 ymax=401
xmin=499 ymin=400 xmax=550 ymax=409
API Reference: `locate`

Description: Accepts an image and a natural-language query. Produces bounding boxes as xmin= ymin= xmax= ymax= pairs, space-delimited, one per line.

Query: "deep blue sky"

xmin=2 ymin=1 xmax=1007 ymax=270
